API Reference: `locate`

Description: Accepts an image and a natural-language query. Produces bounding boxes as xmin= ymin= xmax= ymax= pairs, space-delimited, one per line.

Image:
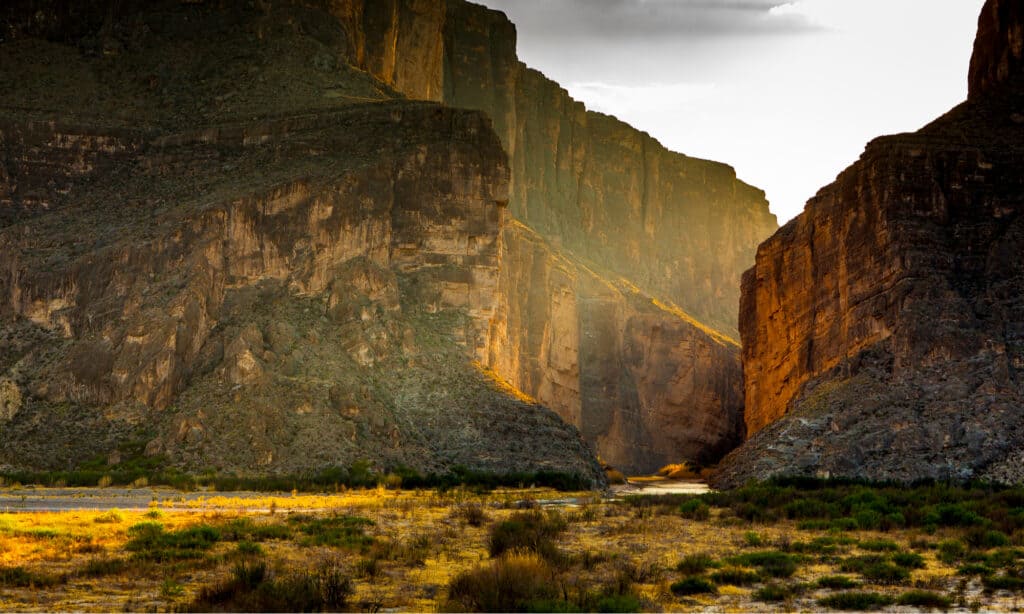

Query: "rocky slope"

xmin=717 ymin=0 xmax=1024 ymax=487
xmin=0 ymin=0 xmax=774 ymax=478
xmin=0 ymin=2 xmax=603 ymax=481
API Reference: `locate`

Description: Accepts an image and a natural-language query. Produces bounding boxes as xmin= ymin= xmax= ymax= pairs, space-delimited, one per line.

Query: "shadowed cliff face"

xmin=0 ymin=0 xmax=774 ymax=477
xmin=718 ymin=0 xmax=1024 ymax=487
xmin=341 ymin=0 xmax=775 ymax=471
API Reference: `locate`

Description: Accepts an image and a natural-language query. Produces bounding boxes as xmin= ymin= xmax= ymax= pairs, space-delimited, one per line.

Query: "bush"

xmin=675 ymin=553 xmax=719 ymax=575
xmin=678 ymin=499 xmax=710 ymax=521
xmin=858 ymin=539 xmax=899 ymax=552
xmin=294 ymin=515 xmax=374 ymax=550
xmin=728 ymin=551 xmax=799 ymax=578
xmin=753 ymin=583 xmax=793 ymax=602
xmin=125 ymin=522 xmax=220 ymax=561
xmin=456 ymin=503 xmax=489 ymax=527
xmin=488 ymin=510 xmax=566 ymax=562
xmin=817 ymin=575 xmax=860 ymax=589
xmin=710 ymin=568 xmax=760 ymax=586
xmin=94 ymin=509 xmax=124 ymax=524
xmin=81 ymin=557 xmax=129 ymax=577
xmin=743 ymin=531 xmax=764 ymax=547
xmin=817 ymin=591 xmax=895 ymax=611
xmin=191 ymin=558 xmax=352 ymax=612
xmin=445 ymin=552 xmax=557 ymax=612
xmin=0 ymin=566 xmax=62 ymax=588
xmin=982 ymin=574 xmax=1024 ymax=591
xmin=669 ymin=576 xmax=717 ymax=596
xmin=937 ymin=539 xmax=967 ymax=564
xmin=891 ymin=552 xmax=926 ymax=569
xmin=897 ymin=590 xmax=952 ymax=610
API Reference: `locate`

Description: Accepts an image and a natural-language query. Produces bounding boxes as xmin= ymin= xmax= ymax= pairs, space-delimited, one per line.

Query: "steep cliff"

xmin=0 ymin=2 xmax=602 ymax=482
xmin=718 ymin=0 xmax=1024 ymax=487
xmin=344 ymin=0 xmax=775 ymax=469
xmin=490 ymin=221 xmax=744 ymax=474
xmin=0 ymin=0 xmax=774 ymax=478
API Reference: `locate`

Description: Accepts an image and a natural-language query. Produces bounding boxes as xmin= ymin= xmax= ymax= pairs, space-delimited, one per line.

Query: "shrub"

xmin=94 ymin=509 xmax=124 ymax=524
xmin=728 ymin=551 xmax=799 ymax=578
xmin=295 ymin=515 xmax=374 ymax=550
xmin=743 ymin=531 xmax=764 ymax=547
xmin=858 ymin=539 xmax=899 ymax=552
xmin=191 ymin=558 xmax=352 ymax=612
xmin=937 ymin=540 xmax=967 ymax=564
xmin=817 ymin=575 xmax=860 ymax=589
xmin=678 ymin=499 xmax=710 ymax=521
xmin=710 ymin=567 xmax=760 ymax=586
xmin=236 ymin=541 xmax=263 ymax=556
xmin=488 ymin=510 xmax=566 ymax=562
xmin=754 ymin=583 xmax=793 ymax=602
xmin=669 ymin=576 xmax=717 ymax=596
xmin=81 ymin=557 xmax=129 ymax=577
xmin=957 ymin=563 xmax=994 ymax=576
xmin=456 ymin=503 xmax=489 ymax=527
xmin=891 ymin=552 xmax=926 ymax=569
xmin=0 ymin=566 xmax=62 ymax=588
xmin=817 ymin=591 xmax=895 ymax=611
xmin=445 ymin=552 xmax=557 ymax=612
xmin=675 ymin=553 xmax=719 ymax=575
xmin=982 ymin=574 xmax=1024 ymax=591
xmin=125 ymin=522 xmax=220 ymax=561
xmin=897 ymin=590 xmax=953 ymax=610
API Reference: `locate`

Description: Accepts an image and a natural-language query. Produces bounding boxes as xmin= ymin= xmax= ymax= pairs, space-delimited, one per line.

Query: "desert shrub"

xmin=839 ymin=555 xmax=910 ymax=585
xmin=604 ymin=469 xmax=627 ymax=485
xmin=966 ymin=528 xmax=1010 ymax=549
xmin=958 ymin=563 xmax=994 ymax=576
xmin=125 ymin=522 xmax=220 ymax=561
xmin=669 ymin=576 xmax=717 ymax=596
xmin=294 ymin=515 xmax=373 ymax=550
xmin=858 ymin=539 xmax=899 ymax=552
xmin=592 ymin=593 xmax=641 ymax=613
xmin=743 ymin=531 xmax=764 ymax=547
xmin=191 ymin=558 xmax=352 ymax=612
xmin=818 ymin=591 xmax=895 ymax=611
xmin=456 ymin=503 xmax=489 ymax=527
xmin=937 ymin=539 xmax=967 ymax=563
xmin=728 ymin=551 xmax=799 ymax=578
xmin=675 ymin=553 xmax=719 ymax=575
xmin=922 ymin=504 xmax=986 ymax=528
xmin=817 ymin=575 xmax=860 ymax=589
xmin=897 ymin=590 xmax=953 ymax=610
xmin=982 ymin=574 xmax=1024 ymax=591
xmin=678 ymin=499 xmax=710 ymax=521
xmin=235 ymin=541 xmax=263 ymax=556
xmin=488 ymin=510 xmax=566 ymax=561
xmin=891 ymin=552 xmax=926 ymax=569
xmin=710 ymin=567 xmax=760 ymax=586
xmin=754 ymin=583 xmax=795 ymax=602
xmin=445 ymin=552 xmax=557 ymax=612
xmin=94 ymin=509 xmax=124 ymax=524
xmin=81 ymin=557 xmax=129 ymax=577
xmin=0 ymin=566 xmax=62 ymax=587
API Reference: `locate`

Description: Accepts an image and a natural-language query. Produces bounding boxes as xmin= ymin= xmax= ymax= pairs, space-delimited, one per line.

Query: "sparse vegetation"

xmin=818 ymin=591 xmax=895 ymax=610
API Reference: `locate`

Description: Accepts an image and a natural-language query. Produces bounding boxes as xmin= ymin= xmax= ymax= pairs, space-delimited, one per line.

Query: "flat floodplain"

xmin=0 ymin=481 xmax=1022 ymax=611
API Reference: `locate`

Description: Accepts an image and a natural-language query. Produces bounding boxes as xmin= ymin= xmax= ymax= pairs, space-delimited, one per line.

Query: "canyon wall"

xmin=0 ymin=0 xmax=778 ymax=476
xmin=343 ymin=0 xmax=775 ymax=470
xmin=718 ymin=0 xmax=1024 ymax=486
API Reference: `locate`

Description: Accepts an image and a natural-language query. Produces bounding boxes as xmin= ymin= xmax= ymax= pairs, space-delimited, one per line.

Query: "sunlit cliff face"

xmin=477 ymin=0 xmax=984 ymax=224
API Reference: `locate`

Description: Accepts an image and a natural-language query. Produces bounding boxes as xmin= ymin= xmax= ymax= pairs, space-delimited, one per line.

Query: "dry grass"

xmin=0 ymin=485 xmax=1019 ymax=612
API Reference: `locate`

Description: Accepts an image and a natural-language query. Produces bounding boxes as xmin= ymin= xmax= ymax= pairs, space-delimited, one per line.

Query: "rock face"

xmin=490 ymin=222 xmax=744 ymax=474
xmin=0 ymin=0 xmax=774 ymax=478
xmin=718 ymin=0 xmax=1024 ymax=487
xmin=0 ymin=1 xmax=603 ymax=482
xmin=344 ymin=0 xmax=775 ymax=470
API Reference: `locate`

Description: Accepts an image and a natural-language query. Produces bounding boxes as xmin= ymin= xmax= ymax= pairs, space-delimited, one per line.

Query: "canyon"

xmin=716 ymin=0 xmax=1024 ymax=487
xmin=0 ymin=0 xmax=774 ymax=477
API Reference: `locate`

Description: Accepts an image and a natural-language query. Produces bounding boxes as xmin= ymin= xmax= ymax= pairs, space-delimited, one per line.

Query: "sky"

xmin=474 ymin=0 xmax=987 ymax=224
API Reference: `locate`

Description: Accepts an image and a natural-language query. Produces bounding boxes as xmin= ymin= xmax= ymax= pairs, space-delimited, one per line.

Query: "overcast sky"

xmin=474 ymin=0 xmax=986 ymax=223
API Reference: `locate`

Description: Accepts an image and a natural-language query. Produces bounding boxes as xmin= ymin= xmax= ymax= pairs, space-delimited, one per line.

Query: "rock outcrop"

xmin=717 ymin=0 xmax=1024 ymax=487
xmin=345 ymin=0 xmax=776 ymax=470
xmin=0 ymin=0 xmax=776 ymax=478
xmin=490 ymin=221 xmax=744 ymax=474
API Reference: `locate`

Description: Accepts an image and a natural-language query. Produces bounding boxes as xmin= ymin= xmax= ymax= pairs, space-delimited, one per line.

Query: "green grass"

xmin=726 ymin=551 xmax=799 ymax=578
xmin=124 ymin=522 xmax=221 ymax=561
xmin=675 ymin=553 xmax=719 ymax=575
xmin=292 ymin=515 xmax=374 ymax=550
xmin=816 ymin=575 xmax=860 ymax=589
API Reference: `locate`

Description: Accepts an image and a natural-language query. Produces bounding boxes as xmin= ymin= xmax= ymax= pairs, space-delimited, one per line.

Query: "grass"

xmin=1 ymin=479 xmax=1024 ymax=611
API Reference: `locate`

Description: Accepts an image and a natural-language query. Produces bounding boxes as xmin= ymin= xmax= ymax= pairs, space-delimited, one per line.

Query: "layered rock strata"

xmin=718 ymin=0 xmax=1024 ymax=487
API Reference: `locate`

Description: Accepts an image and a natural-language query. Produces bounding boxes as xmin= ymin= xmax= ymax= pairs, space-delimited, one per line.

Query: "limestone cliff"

xmin=0 ymin=2 xmax=602 ymax=482
xmin=344 ymin=0 xmax=775 ymax=470
xmin=0 ymin=0 xmax=775 ymax=478
xmin=718 ymin=0 xmax=1024 ymax=487
xmin=490 ymin=222 xmax=743 ymax=474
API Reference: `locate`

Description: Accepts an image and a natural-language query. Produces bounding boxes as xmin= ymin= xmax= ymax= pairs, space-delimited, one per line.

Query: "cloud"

xmin=481 ymin=0 xmax=823 ymax=41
